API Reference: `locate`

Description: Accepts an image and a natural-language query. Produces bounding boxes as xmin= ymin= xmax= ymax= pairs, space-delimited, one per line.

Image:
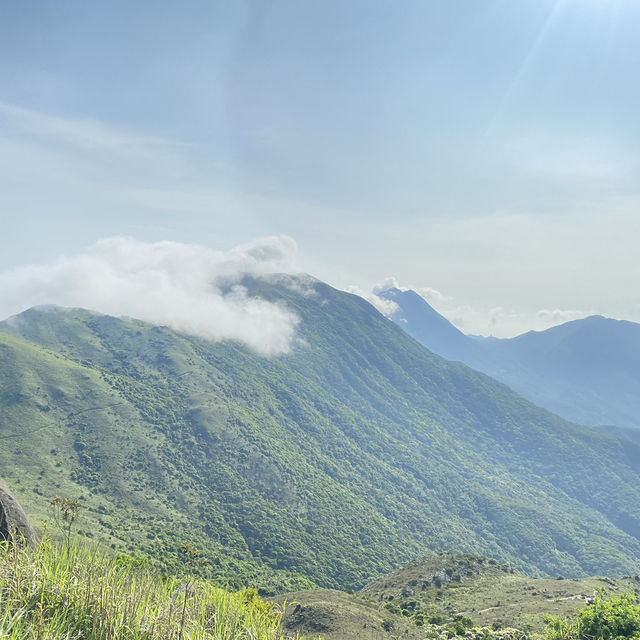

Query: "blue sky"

xmin=2 ymin=0 xmax=639 ymax=336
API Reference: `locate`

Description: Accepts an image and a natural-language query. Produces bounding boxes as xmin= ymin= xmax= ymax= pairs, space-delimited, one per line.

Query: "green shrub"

xmin=544 ymin=592 xmax=640 ymax=640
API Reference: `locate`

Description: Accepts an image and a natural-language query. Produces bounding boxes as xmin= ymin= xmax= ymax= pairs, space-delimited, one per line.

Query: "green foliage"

xmin=361 ymin=553 xmax=640 ymax=634
xmin=3 ymin=279 xmax=640 ymax=592
xmin=0 ymin=539 xmax=312 ymax=640
xmin=381 ymin=618 xmax=394 ymax=631
xmin=545 ymin=593 xmax=640 ymax=640
xmin=274 ymin=580 xmax=535 ymax=640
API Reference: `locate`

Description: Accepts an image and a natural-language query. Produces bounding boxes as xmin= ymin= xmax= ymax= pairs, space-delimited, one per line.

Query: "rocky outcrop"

xmin=0 ymin=478 xmax=38 ymax=547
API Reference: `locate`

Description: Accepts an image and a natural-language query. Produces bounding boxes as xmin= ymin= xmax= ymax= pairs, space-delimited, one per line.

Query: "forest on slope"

xmin=2 ymin=275 xmax=640 ymax=591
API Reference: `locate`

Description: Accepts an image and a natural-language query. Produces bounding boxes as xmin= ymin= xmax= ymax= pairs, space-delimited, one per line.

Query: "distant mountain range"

xmin=3 ymin=275 xmax=640 ymax=593
xmin=379 ymin=287 xmax=640 ymax=429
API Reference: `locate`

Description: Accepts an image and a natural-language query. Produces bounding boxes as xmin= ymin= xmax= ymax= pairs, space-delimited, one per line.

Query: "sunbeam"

xmin=479 ymin=0 xmax=569 ymax=149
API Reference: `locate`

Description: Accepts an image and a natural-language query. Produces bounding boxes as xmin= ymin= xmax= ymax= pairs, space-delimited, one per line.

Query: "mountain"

xmin=379 ymin=288 xmax=640 ymax=429
xmin=3 ymin=275 xmax=640 ymax=592
xmin=484 ymin=316 xmax=640 ymax=428
xmin=375 ymin=288 xmax=481 ymax=365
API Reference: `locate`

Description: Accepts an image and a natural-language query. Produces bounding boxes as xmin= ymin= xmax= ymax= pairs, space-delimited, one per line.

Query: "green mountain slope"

xmin=2 ymin=276 xmax=640 ymax=591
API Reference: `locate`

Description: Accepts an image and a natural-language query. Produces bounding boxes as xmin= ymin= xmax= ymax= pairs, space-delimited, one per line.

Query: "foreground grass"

xmin=0 ymin=541 xmax=313 ymax=639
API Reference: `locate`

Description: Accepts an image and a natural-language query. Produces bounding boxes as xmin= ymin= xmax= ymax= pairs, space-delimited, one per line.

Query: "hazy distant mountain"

xmin=380 ymin=288 xmax=640 ymax=429
xmin=3 ymin=276 xmax=640 ymax=592
xmin=596 ymin=425 xmax=640 ymax=446
xmin=377 ymin=288 xmax=487 ymax=366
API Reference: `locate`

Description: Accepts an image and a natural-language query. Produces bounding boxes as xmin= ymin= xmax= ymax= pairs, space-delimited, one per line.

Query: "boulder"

xmin=0 ymin=478 xmax=38 ymax=547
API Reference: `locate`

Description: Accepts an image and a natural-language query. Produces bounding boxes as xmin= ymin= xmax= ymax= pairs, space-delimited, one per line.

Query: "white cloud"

xmin=371 ymin=278 xmax=448 ymax=307
xmin=535 ymin=308 xmax=589 ymax=325
xmin=372 ymin=277 xmax=400 ymax=294
xmin=263 ymin=273 xmax=319 ymax=298
xmin=415 ymin=286 xmax=449 ymax=305
xmin=0 ymin=236 xmax=300 ymax=356
xmin=357 ymin=277 xmax=597 ymax=338
xmin=442 ymin=303 xmax=595 ymax=337
xmin=344 ymin=285 xmax=399 ymax=317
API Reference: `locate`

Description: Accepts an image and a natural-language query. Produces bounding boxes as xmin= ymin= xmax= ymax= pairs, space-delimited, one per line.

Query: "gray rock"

xmin=0 ymin=478 xmax=38 ymax=547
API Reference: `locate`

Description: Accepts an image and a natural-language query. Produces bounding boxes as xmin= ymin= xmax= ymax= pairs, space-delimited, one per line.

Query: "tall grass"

xmin=0 ymin=540 xmax=311 ymax=639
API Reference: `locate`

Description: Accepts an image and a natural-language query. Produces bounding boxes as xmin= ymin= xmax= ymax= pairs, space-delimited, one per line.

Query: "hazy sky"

xmin=2 ymin=0 xmax=639 ymax=337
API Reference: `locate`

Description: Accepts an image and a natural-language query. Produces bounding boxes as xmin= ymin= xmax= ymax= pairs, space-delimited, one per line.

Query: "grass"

xmin=359 ymin=553 xmax=640 ymax=632
xmin=272 ymin=553 xmax=640 ymax=640
xmin=0 ymin=539 xmax=317 ymax=639
xmin=271 ymin=589 xmax=428 ymax=640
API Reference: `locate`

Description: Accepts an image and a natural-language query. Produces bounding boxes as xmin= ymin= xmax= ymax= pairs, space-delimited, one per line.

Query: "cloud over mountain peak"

xmin=0 ymin=235 xmax=300 ymax=355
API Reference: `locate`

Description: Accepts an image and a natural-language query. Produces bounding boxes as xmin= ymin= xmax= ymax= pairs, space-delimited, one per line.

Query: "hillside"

xmin=484 ymin=316 xmax=640 ymax=429
xmin=597 ymin=425 xmax=640 ymax=446
xmin=276 ymin=553 xmax=640 ymax=640
xmin=3 ymin=275 xmax=640 ymax=591
xmin=4 ymin=539 xmax=637 ymax=640
xmin=380 ymin=288 xmax=640 ymax=429
xmin=359 ymin=553 xmax=640 ymax=631
xmin=376 ymin=288 xmax=484 ymax=365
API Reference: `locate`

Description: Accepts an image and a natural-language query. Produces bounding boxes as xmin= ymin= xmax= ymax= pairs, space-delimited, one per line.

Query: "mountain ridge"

xmin=379 ymin=287 xmax=640 ymax=429
xmin=3 ymin=276 xmax=640 ymax=592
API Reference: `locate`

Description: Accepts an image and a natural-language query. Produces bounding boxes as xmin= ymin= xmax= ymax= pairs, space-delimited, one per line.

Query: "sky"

xmin=1 ymin=0 xmax=640 ymax=339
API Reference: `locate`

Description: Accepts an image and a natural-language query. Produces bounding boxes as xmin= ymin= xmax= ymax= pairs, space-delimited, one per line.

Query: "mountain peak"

xmin=384 ymin=292 xmax=640 ymax=429
xmin=377 ymin=288 xmax=486 ymax=365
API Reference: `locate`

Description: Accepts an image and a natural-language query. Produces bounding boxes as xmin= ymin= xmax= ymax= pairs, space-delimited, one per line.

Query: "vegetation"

xmin=0 ymin=539 xmax=312 ymax=640
xmin=544 ymin=592 xmax=640 ymax=640
xmin=3 ymin=277 xmax=640 ymax=591
xmin=10 ymin=539 xmax=638 ymax=640
xmin=48 ymin=496 xmax=80 ymax=550
xmin=360 ymin=553 xmax=640 ymax=633
xmin=275 ymin=556 xmax=640 ymax=640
